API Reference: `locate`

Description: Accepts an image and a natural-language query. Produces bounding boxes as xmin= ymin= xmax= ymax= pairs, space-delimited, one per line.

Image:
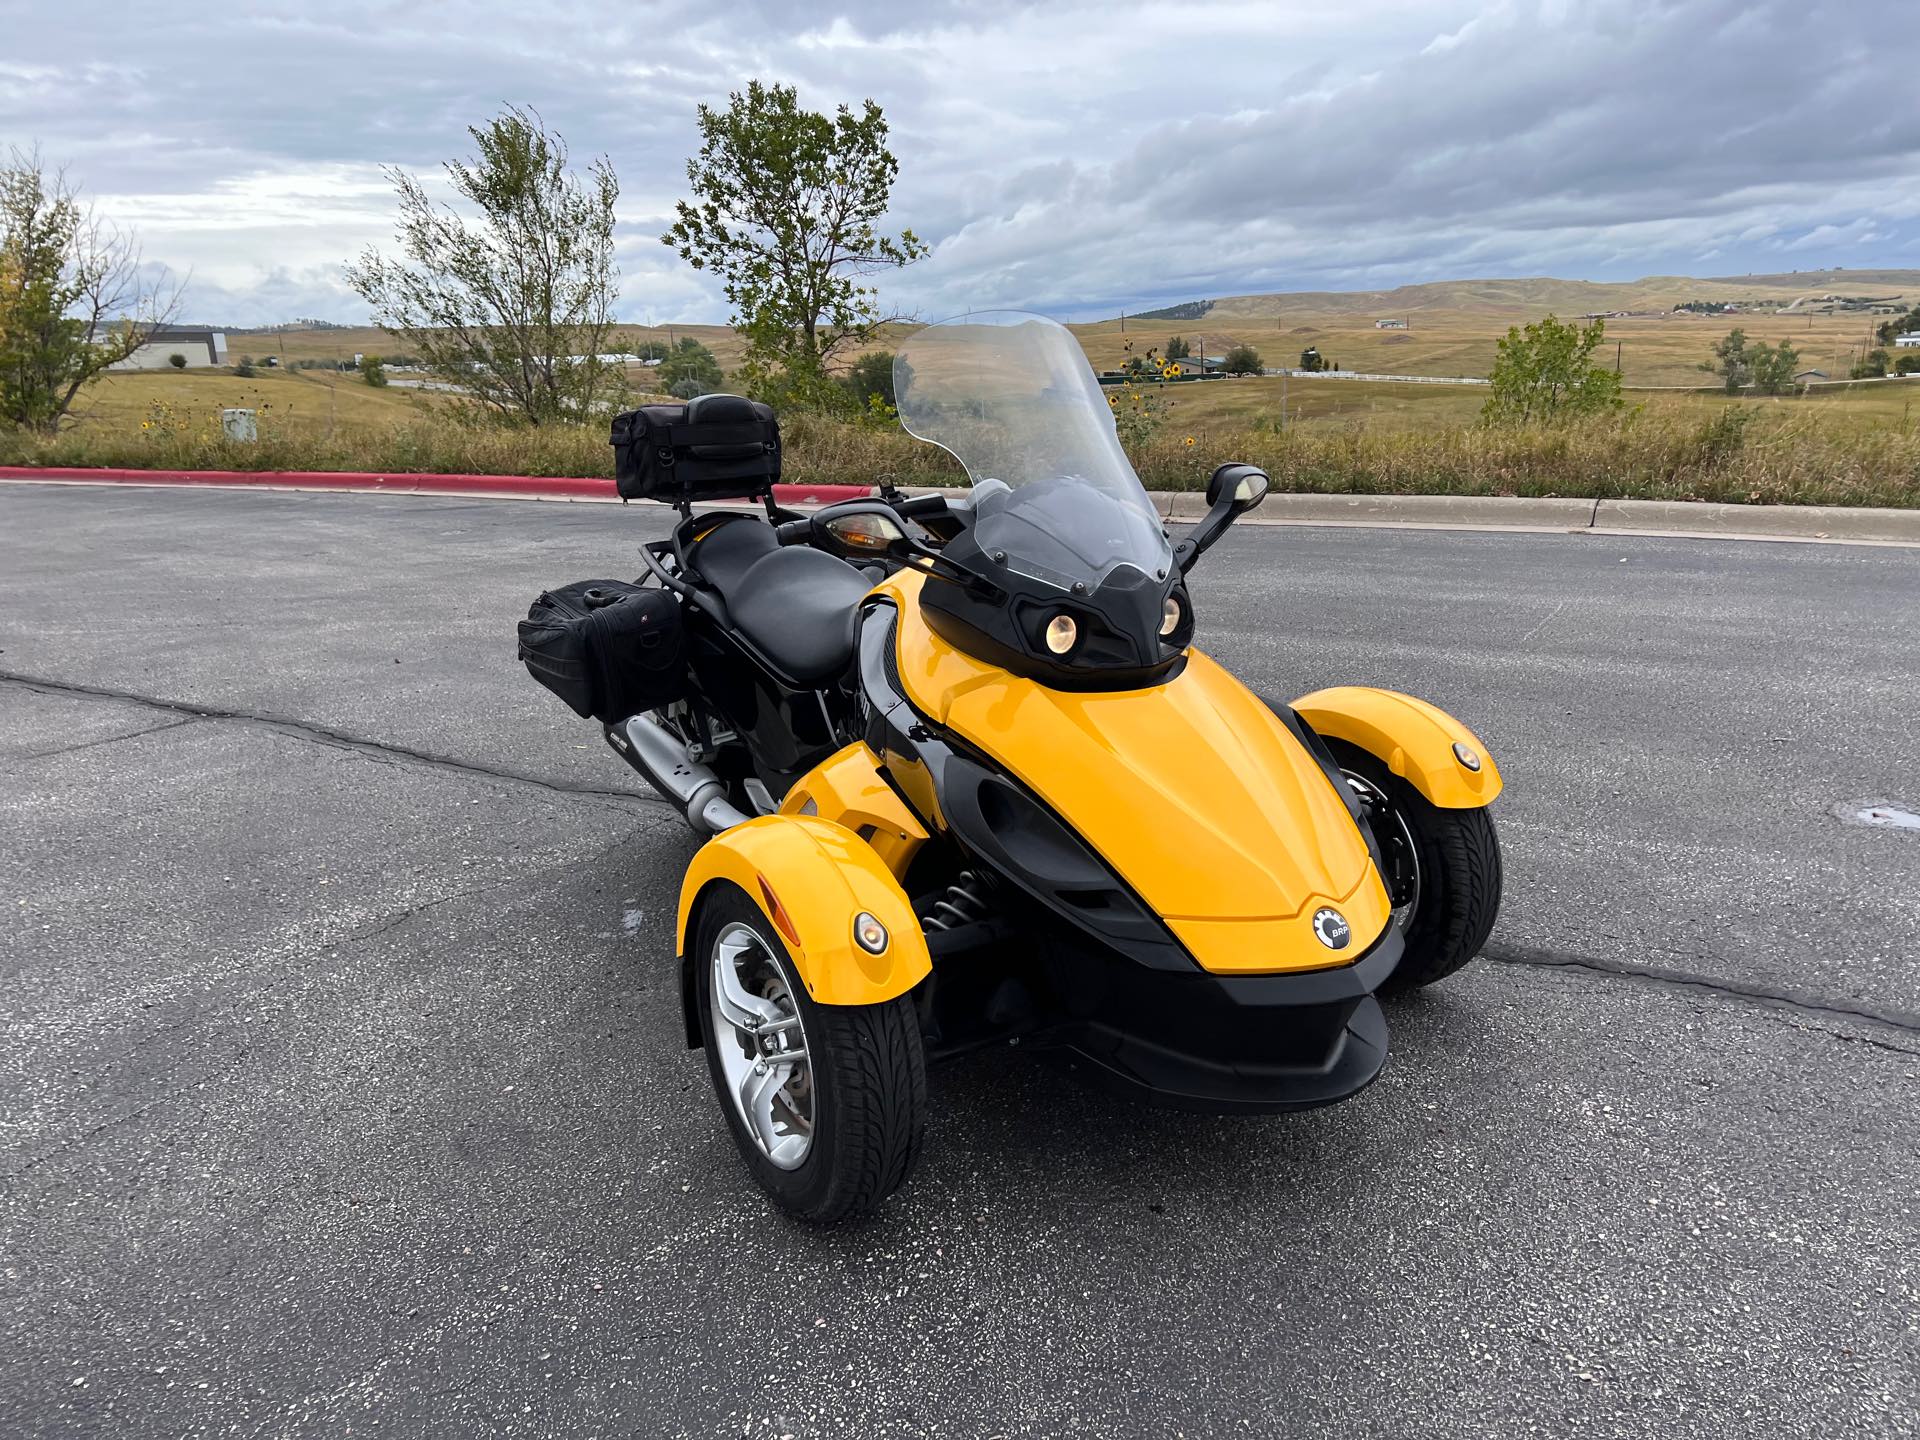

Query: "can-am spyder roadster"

xmin=519 ymin=311 xmax=1503 ymax=1222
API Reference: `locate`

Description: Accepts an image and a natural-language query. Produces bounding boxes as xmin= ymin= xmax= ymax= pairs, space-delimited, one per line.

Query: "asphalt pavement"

xmin=2 ymin=483 xmax=1916 ymax=1438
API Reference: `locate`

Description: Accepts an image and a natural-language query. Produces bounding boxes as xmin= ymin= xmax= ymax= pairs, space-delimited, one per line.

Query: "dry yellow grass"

xmin=12 ymin=269 xmax=1914 ymax=506
xmin=70 ymin=366 xmax=438 ymax=436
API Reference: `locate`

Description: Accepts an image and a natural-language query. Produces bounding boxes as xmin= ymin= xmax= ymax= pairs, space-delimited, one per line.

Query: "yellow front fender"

xmin=676 ymin=814 xmax=931 ymax=1007
xmin=1292 ymin=686 xmax=1502 ymax=809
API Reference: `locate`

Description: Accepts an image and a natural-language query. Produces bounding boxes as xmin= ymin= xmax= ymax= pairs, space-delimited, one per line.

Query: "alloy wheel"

xmin=708 ymin=922 xmax=815 ymax=1170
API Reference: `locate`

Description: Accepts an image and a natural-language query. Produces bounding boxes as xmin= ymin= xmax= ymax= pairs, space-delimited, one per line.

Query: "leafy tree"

xmin=1748 ymin=339 xmax=1799 ymax=396
xmin=234 ymin=361 xmax=255 ymax=378
xmin=1221 ymin=343 xmax=1263 ymax=376
xmin=1705 ymin=329 xmax=1751 ymax=393
xmin=345 ymin=107 xmax=625 ymax=425
xmin=1 ymin=146 xmax=181 ymax=431
xmin=167 ymin=352 xmax=186 ymax=369
xmin=628 ymin=338 xmax=671 ymax=362
xmin=1852 ymin=348 xmax=1890 ymax=379
xmin=845 ymin=348 xmax=896 ymax=407
xmin=359 ymin=353 xmax=387 ymax=387
xmin=1165 ymin=335 xmax=1190 ymax=360
xmin=1482 ymin=314 xmax=1624 ymax=425
xmin=1895 ymin=353 xmax=1920 ymax=377
xmin=663 ymin=81 xmax=925 ymax=406
xmin=655 ymin=336 xmax=722 ymax=396
xmin=1876 ymin=306 xmax=1920 ymax=346
xmin=1298 ymin=346 xmax=1326 ymax=372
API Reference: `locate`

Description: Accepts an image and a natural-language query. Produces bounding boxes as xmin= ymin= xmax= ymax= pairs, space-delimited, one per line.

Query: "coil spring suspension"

xmin=921 ymin=869 xmax=991 ymax=932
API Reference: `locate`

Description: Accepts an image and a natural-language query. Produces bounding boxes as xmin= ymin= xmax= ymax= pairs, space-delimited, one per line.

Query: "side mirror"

xmin=1177 ymin=463 xmax=1271 ymax=572
xmin=1207 ymin=462 xmax=1270 ymax=513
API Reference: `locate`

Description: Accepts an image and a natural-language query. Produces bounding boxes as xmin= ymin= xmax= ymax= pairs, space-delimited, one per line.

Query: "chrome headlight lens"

xmin=1159 ymin=595 xmax=1183 ymax=637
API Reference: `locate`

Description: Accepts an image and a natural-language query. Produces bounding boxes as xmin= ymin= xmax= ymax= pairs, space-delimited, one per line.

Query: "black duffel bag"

xmin=610 ymin=393 xmax=780 ymax=503
xmin=517 ymin=579 xmax=686 ymax=723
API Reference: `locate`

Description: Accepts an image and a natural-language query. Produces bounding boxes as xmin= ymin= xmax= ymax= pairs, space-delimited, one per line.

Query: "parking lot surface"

xmin=2 ymin=483 xmax=1916 ymax=1438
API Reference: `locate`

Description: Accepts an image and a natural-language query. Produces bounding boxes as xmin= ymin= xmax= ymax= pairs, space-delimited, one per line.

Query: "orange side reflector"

xmin=757 ymin=874 xmax=802 ymax=949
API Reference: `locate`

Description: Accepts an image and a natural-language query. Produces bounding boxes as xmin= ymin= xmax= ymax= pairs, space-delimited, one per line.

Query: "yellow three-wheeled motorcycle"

xmin=520 ymin=312 xmax=1502 ymax=1222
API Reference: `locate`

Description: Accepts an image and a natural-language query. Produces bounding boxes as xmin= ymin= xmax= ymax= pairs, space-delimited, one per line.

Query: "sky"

xmin=4 ymin=0 xmax=1917 ymax=328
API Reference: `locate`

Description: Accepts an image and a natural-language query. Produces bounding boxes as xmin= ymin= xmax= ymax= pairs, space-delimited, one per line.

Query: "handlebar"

xmin=889 ymin=493 xmax=951 ymax=518
xmin=775 ymin=519 xmax=812 ymax=546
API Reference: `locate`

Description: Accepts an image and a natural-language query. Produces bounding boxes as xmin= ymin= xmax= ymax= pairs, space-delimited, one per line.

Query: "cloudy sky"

xmin=4 ymin=0 xmax=1916 ymax=327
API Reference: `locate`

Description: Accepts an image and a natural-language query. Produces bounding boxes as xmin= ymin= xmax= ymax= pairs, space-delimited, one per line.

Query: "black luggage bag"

xmin=518 ymin=579 xmax=686 ymax=723
xmin=610 ymin=393 xmax=780 ymax=503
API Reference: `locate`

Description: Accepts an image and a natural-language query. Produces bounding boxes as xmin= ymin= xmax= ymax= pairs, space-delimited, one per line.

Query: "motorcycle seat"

xmin=684 ymin=513 xmax=779 ymax=594
xmin=686 ymin=518 xmax=871 ymax=682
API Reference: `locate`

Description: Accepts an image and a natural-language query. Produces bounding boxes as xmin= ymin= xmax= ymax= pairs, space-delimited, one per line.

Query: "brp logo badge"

xmin=1311 ymin=907 xmax=1351 ymax=950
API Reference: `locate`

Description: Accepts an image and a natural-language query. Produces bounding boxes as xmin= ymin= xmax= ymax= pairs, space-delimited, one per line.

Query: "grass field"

xmin=69 ymin=366 xmax=441 ymax=437
xmin=8 ymin=268 xmax=1916 ymax=506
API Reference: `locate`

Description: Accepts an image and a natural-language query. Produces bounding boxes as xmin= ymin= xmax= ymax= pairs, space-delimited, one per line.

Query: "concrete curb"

xmin=3 ymin=467 xmax=1915 ymax=546
xmin=1163 ymin=491 xmax=1598 ymax=531
xmin=1591 ymin=498 xmax=1920 ymax=544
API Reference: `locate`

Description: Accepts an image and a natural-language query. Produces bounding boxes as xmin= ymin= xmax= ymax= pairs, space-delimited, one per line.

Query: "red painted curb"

xmin=0 ymin=466 xmax=874 ymax=506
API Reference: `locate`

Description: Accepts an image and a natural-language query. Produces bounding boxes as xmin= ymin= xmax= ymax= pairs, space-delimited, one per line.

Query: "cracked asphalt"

xmin=2 ymin=482 xmax=1917 ymax=1439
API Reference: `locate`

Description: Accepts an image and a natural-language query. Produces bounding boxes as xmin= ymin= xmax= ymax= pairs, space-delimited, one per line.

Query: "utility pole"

xmin=1616 ymin=339 xmax=1623 ymax=377
xmin=1119 ymin=311 xmax=1126 ymax=334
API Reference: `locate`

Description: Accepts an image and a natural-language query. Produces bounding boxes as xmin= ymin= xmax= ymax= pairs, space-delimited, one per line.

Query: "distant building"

xmin=1793 ymin=369 xmax=1828 ymax=382
xmin=1374 ymin=318 xmax=1408 ymax=329
xmin=1895 ymin=333 xmax=1920 ymax=349
xmin=107 ymin=326 xmax=229 ymax=370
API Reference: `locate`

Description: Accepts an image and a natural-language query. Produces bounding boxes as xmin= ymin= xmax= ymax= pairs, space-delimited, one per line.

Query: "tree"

xmin=1748 ymin=339 xmax=1798 ymax=396
xmin=663 ymin=82 xmax=925 ymax=405
xmin=1165 ymin=335 xmax=1190 ymax=360
xmin=845 ymin=348 xmax=896 ymax=407
xmin=1482 ymin=314 xmax=1624 ymax=425
xmin=1876 ymin=306 xmax=1920 ymax=346
xmin=167 ymin=352 xmax=186 ymax=369
xmin=1896 ymin=353 xmax=1920 ymax=377
xmin=1706 ymin=329 xmax=1751 ymax=393
xmin=1299 ymin=346 xmax=1326 ymax=372
xmin=1852 ymin=348 xmax=1890 ymax=380
xmin=345 ymin=107 xmax=625 ymax=425
xmin=0 ymin=147 xmax=181 ymax=431
xmin=1221 ymin=343 xmax=1263 ymax=376
xmin=655 ymin=337 xmax=722 ymax=397
xmin=359 ymin=353 xmax=387 ymax=387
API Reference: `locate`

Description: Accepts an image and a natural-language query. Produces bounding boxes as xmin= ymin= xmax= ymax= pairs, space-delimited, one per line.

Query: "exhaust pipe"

xmin=607 ymin=713 xmax=753 ymax=835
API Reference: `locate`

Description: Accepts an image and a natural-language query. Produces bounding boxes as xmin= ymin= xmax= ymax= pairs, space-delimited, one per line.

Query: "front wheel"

xmin=692 ymin=885 xmax=926 ymax=1222
xmin=1330 ymin=741 xmax=1502 ymax=990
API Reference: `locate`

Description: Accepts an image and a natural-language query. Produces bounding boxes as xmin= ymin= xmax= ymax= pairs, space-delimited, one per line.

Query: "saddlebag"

xmin=610 ymin=393 xmax=780 ymax=503
xmin=517 ymin=579 xmax=686 ymax=723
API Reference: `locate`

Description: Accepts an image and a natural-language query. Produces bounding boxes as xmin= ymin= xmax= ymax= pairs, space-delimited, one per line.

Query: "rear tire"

xmin=692 ymin=886 xmax=926 ymax=1222
xmin=1330 ymin=741 xmax=1501 ymax=990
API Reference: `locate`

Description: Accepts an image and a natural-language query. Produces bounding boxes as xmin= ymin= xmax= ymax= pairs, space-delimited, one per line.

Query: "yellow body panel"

xmin=879 ymin=572 xmax=1389 ymax=974
xmin=676 ymin=815 xmax=931 ymax=1006
xmin=1292 ymin=686 xmax=1503 ymax=809
xmin=778 ymin=742 xmax=930 ymax=880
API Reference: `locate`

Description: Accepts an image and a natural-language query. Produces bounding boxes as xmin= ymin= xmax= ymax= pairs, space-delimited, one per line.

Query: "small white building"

xmin=1374 ymin=318 xmax=1408 ymax=329
xmin=108 ymin=326 xmax=230 ymax=370
xmin=1894 ymin=333 xmax=1920 ymax=348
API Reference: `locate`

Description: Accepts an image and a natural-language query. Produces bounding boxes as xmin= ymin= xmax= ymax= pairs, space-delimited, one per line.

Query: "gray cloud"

xmin=3 ymin=1 xmax=1914 ymax=326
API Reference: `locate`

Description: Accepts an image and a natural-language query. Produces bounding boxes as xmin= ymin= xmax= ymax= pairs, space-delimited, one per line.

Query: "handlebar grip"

xmin=775 ymin=519 xmax=813 ymax=546
xmin=891 ymin=493 xmax=950 ymax=518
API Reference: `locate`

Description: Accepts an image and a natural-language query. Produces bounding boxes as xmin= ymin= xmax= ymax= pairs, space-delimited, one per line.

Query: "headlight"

xmin=1043 ymin=614 xmax=1078 ymax=654
xmin=1159 ymin=595 xmax=1183 ymax=637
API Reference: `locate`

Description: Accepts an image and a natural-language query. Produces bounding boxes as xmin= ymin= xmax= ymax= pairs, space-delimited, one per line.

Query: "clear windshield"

xmin=894 ymin=312 xmax=1173 ymax=591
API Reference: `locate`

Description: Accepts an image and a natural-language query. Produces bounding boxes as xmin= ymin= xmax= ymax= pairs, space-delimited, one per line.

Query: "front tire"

xmin=692 ymin=886 xmax=926 ymax=1222
xmin=1330 ymin=741 xmax=1502 ymax=990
